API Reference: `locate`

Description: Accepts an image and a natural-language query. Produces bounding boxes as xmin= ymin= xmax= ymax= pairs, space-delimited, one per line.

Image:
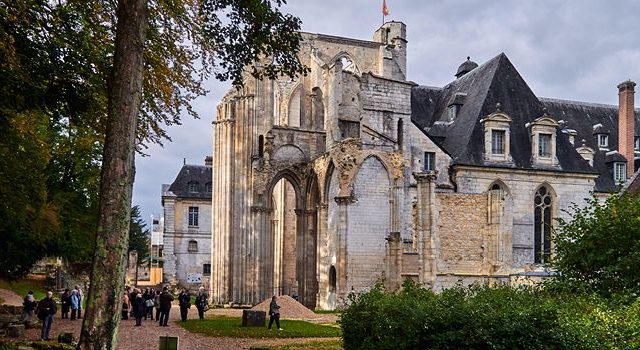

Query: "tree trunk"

xmin=78 ymin=0 xmax=147 ymax=349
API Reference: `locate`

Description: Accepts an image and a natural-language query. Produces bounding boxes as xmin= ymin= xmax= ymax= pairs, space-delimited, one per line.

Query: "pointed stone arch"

xmin=330 ymin=51 xmax=362 ymax=76
xmin=533 ymin=183 xmax=556 ymax=264
xmin=287 ymin=82 xmax=302 ymax=127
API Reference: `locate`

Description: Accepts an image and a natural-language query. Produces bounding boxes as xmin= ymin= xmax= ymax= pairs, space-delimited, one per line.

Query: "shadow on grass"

xmin=268 ymin=339 xmax=343 ymax=350
xmin=177 ymin=316 xmax=341 ymax=339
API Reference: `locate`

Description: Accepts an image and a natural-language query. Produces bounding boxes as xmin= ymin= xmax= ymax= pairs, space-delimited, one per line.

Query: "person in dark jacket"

xmin=154 ymin=289 xmax=161 ymax=321
xmin=37 ymin=291 xmax=57 ymax=340
xmin=158 ymin=287 xmax=174 ymax=327
xmin=21 ymin=291 xmax=37 ymax=323
xmin=268 ymin=295 xmax=282 ymax=330
xmin=194 ymin=286 xmax=208 ymax=320
xmin=60 ymin=289 xmax=70 ymax=319
xmin=178 ymin=288 xmax=190 ymax=322
xmin=132 ymin=289 xmax=146 ymax=326
xmin=142 ymin=288 xmax=154 ymax=320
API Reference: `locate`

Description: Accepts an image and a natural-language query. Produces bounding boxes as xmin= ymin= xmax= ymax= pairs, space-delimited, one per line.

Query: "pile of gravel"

xmin=251 ymin=296 xmax=319 ymax=320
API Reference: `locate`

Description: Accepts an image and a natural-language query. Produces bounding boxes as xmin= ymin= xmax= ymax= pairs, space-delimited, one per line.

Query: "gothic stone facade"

xmin=162 ymin=160 xmax=213 ymax=287
xmin=211 ymin=22 xmax=639 ymax=309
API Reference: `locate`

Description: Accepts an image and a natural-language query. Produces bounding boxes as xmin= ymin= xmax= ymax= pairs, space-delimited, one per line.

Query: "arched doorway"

xmin=272 ymin=177 xmax=298 ymax=296
xmin=263 ymin=171 xmax=319 ymax=308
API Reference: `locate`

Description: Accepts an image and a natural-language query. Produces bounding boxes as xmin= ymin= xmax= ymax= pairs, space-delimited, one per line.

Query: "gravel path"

xmin=0 ymin=288 xmax=23 ymax=306
xmin=16 ymin=305 xmax=339 ymax=349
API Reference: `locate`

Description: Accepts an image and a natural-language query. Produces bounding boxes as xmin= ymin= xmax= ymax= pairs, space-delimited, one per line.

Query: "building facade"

xmin=162 ymin=158 xmax=213 ymax=287
xmin=211 ymin=22 xmax=639 ymax=309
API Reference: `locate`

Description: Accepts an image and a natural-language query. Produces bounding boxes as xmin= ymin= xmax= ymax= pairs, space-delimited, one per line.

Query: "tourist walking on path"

xmin=195 ymin=286 xmax=208 ymax=320
xmin=158 ymin=287 xmax=173 ymax=326
xmin=21 ymin=291 xmax=37 ymax=323
xmin=74 ymin=285 xmax=83 ymax=318
xmin=132 ymin=289 xmax=146 ymax=326
xmin=144 ymin=288 xmax=155 ymax=320
xmin=268 ymin=295 xmax=282 ymax=330
xmin=178 ymin=288 xmax=190 ymax=322
xmin=154 ymin=289 xmax=161 ymax=321
xmin=37 ymin=291 xmax=57 ymax=340
xmin=121 ymin=290 xmax=130 ymax=320
xmin=60 ymin=289 xmax=70 ymax=319
xmin=70 ymin=290 xmax=80 ymax=320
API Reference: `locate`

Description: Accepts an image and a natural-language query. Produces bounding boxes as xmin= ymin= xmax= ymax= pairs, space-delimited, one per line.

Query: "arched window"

xmin=534 ymin=186 xmax=553 ymax=263
xmin=329 ymin=266 xmax=337 ymax=292
xmin=491 ymin=183 xmax=501 ymax=191
xmin=188 ymin=240 xmax=198 ymax=253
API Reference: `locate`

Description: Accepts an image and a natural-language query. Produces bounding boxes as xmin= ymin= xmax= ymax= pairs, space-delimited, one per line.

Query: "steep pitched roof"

xmin=541 ymin=98 xmax=640 ymax=192
xmin=412 ymin=53 xmax=595 ymax=175
xmin=166 ymin=164 xmax=212 ymax=200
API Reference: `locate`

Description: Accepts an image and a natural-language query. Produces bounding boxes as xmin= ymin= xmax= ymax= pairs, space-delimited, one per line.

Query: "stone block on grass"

xmin=7 ymin=324 xmax=25 ymax=337
xmin=241 ymin=310 xmax=265 ymax=327
xmin=58 ymin=332 xmax=76 ymax=344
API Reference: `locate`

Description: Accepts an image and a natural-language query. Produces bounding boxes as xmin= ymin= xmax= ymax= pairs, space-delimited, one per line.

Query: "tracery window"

xmin=534 ymin=186 xmax=552 ymax=264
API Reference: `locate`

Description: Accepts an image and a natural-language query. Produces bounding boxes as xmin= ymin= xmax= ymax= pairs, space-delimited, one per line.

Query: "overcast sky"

xmin=132 ymin=0 xmax=640 ymax=226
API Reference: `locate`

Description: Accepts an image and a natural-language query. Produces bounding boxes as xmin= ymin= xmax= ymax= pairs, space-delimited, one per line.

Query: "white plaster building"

xmin=162 ymin=158 xmax=213 ymax=287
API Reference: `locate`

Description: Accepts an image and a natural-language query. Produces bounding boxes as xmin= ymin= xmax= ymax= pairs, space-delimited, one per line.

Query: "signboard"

xmin=186 ymin=273 xmax=202 ymax=284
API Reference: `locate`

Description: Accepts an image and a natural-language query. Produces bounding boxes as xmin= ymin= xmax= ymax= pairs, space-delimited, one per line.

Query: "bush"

xmin=340 ymin=281 xmax=640 ymax=350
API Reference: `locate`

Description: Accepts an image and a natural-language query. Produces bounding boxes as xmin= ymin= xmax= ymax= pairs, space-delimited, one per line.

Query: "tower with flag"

xmin=382 ymin=0 xmax=390 ymax=25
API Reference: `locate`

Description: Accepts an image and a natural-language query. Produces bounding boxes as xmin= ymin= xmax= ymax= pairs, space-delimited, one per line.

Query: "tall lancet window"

xmin=534 ymin=186 xmax=553 ymax=264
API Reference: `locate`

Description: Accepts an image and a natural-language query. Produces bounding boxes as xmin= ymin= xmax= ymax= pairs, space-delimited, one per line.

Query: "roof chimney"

xmin=618 ymin=80 xmax=636 ymax=178
xmin=204 ymin=156 xmax=213 ymax=167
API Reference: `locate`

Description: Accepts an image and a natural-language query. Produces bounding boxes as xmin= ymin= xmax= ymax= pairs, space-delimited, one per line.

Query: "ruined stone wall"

xmin=346 ymin=157 xmax=390 ymax=291
xmin=435 ymin=193 xmax=490 ymax=274
xmin=454 ymin=167 xmax=595 ymax=266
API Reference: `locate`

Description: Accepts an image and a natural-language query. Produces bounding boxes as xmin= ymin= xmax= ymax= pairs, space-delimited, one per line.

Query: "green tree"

xmin=128 ymin=205 xmax=150 ymax=267
xmin=75 ymin=1 xmax=307 ymax=348
xmin=552 ymin=193 xmax=640 ymax=297
xmin=0 ymin=0 xmax=307 ymax=282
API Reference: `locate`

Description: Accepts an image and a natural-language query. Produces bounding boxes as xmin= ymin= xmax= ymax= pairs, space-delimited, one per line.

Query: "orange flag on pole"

xmin=382 ymin=0 xmax=390 ymax=16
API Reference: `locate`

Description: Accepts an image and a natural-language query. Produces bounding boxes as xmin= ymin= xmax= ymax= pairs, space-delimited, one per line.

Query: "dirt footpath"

xmin=0 ymin=288 xmax=23 ymax=306
xmin=17 ymin=305 xmax=338 ymax=350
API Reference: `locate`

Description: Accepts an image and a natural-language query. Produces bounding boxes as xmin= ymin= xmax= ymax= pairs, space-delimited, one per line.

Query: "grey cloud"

xmin=134 ymin=0 xmax=640 ymax=225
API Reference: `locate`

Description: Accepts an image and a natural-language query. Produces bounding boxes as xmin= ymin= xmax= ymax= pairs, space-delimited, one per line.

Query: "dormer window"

xmin=598 ymin=134 xmax=609 ymax=148
xmin=446 ymin=105 xmax=458 ymax=122
xmin=614 ymin=162 xmax=627 ymax=183
xmin=538 ymin=133 xmax=552 ymax=157
xmin=188 ymin=182 xmax=199 ymax=193
xmin=481 ymin=105 xmax=512 ymax=163
xmin=528 ymin=114 xmax=559 ymax=167
xmin=491 ymin=130 xmax=505 ymax=155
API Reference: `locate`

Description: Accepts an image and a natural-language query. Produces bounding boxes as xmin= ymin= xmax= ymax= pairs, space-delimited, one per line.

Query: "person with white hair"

xmin=36 ymin=290 xmax=57 ymax=340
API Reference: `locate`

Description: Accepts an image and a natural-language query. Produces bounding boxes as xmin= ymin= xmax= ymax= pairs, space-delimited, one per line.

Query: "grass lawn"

xmin=178 ymin=316 xmax=341 ymax=338
xmin=0 ymin=276 xmax=48 ymax=300
xmin=269 ymin=339 xmax=343 ymax=350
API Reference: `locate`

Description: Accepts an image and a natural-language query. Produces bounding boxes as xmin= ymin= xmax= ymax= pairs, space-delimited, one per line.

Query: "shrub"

xmin=340 ymin=281 xmax=639 ymax=350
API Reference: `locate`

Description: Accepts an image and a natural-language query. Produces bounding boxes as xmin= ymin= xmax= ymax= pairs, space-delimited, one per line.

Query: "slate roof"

xmin=166 ymin=164 xmax=212 ymax=200
xmin=411 ymin=52 xmax=640 ymax=193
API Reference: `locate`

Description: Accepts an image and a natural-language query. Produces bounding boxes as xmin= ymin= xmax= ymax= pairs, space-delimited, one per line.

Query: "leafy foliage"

xmin=0 ymin=0 xmax=307 ymax=277
xmin=128 ymin=205 xmax=150 ymax=266
xmin=340 ymin=281 xmax=640 ymax=350
xmin=551 ymin=193 xmax=640 ymax=298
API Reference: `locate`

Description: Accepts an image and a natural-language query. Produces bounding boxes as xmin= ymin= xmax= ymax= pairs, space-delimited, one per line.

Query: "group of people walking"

xmin=19 ymin=284 xmax=264 ymax=341
xmin=122 ymin=285 xmax=209 ymax=326
xmin=59 ymin=285 xmax=84 ymax=320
